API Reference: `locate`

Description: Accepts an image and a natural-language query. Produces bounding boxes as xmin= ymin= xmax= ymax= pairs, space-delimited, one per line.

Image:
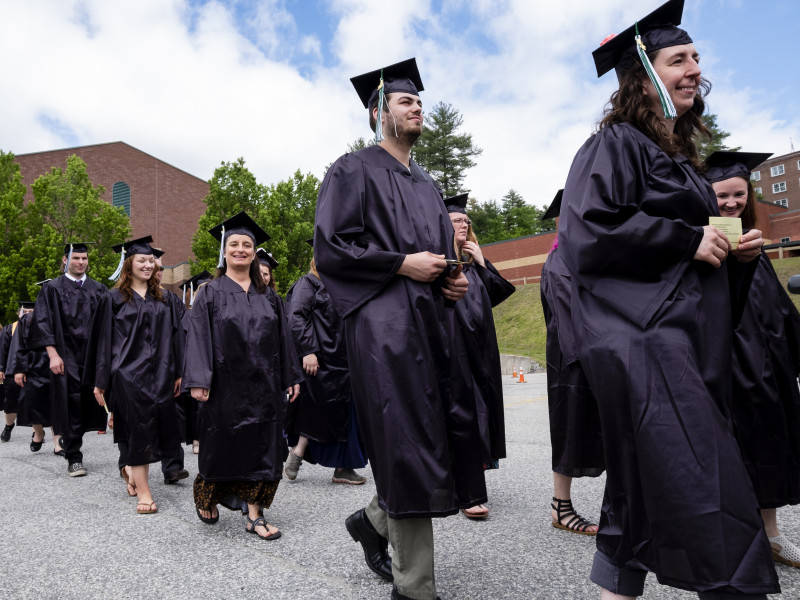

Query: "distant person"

xmin=0 ymin=309 xmax=22 ymax=444
xmin=256 ymin=248 xmax=278 ymax=291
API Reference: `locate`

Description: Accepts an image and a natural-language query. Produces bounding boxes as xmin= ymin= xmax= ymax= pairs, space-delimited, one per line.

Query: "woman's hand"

xmin=302 ymin=354 xmax=319 ymax=376
xmin=732 ymin=229 xmax=763 ymax=263
xmin=693 ymin=226 xmax=729 ymax=268
xmin=192 ymin=387 xmax=210 ymax=402
xmin=461 ymin=241 xmax=485 ymax=267
xmin=173 ymin=377 xmax=182 ymax=397
xmin=287 ymin=384 xmax=300 ymax=403
xmin=93 ymin=387 xmax=106 ymax=407
xmin=14 ymin=373 xmax=26 ymax=387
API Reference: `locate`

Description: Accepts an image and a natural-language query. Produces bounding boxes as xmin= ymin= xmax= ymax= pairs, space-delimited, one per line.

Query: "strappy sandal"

xmin=195 ymin=505 xmax=219 ymax=524
xmin=551 ymin=497 xmax=597 ymax=536
xmin=245 ymin=515 xmax=281 ymax=540
xmin=120 ymin=467 xmax=137 ymax=497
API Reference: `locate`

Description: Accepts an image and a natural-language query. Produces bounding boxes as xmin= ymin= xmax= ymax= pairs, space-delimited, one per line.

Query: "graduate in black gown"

xmin=705 ymin=151 xmax=800 ymax=570
xmin=0 ymin=312 xmax=21 ymax=443
xmin=283 ymin=244 xmax=368 ymax=485
xmin=445 ymin=194 xmax=515 ymax=520
xmin=183 ymin=212 xmax=302 ymax=540
xmin=540 ymin=192 xmax=604 ymax=536
xmin=558 ymin=1 xmax=778 ymax=597
xmin=256 ymin=248 xmax=278 ymax=292
xmin=90 ymin=237 xmax=186 ymax=514
xmin=315 ymin=58 xmax=484 ymax=600
xmin=14 ymin=297 xmax=55 ymax=453
xmin=28 ymin=242 xmax=108 ymax=476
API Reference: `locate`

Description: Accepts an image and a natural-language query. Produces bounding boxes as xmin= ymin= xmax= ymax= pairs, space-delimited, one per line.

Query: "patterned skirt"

xmin=193 ymin=475 xmax=280 ymax=512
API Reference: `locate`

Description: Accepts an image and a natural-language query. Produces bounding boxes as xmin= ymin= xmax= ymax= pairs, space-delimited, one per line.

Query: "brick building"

xmin=14 ymin=142 xmax=209 ymax=287
xmin=750 ymin=150 xmax=800 ymax=252
xmin=481 ymin=231 xmax=557 ymax=285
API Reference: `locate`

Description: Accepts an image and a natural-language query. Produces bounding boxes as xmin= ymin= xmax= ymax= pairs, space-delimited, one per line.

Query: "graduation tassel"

xmin=190 ymin=282 xmax=195 ymax=307
xmin=182 ymin=283 xmax=187 ymax=305
xmin=66 ymin=243 xmax=73 ymax=273
xmin=635 ymin=23 xmax=678 ymax=120
xmin=109 ymin=247 xmax=125 ymax=281
xmin=216 ymin=225 xmax=226 ymax=269
xmin=374 ymin=70 xmax=385 ymax=143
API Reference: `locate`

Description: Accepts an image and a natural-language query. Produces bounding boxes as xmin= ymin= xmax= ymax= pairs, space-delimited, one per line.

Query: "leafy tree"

xmin=347 ymin=137 xmax=374 ymax=153
xmin=696 ymin=113 xmax=740 ymax=161
xmin=27 ymin=154 xmax=131 ymax=285
xmin=468 ymin=198 xmax=505 ymax=245
xmin=467 ymin=190 xmax=553 ymax=244
xmin=413 ymin=102 xmax=482 ymax=197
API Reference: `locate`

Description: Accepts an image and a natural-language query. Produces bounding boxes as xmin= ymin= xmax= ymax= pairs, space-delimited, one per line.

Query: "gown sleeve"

xmin=271 ymin=289 xmax=304 ymax=390
xmin=182 ymin=285 xmax=214 ymax=391
xmin=474 ymin=259 xmax=516 ymax=307
xmin=87 ymin=292 xmax=114 ymax=391
xmin=28 ymin=284 xmax=57 ymax=349
xmin=560 ymin=125 xmax=704 ymax=329
xmin=314 ymin=153 xmax=406 ymax=318
xmin=287 ymin=276 xmax=320 ymax=357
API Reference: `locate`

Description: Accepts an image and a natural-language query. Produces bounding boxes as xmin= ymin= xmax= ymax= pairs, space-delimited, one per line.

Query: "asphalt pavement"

xmin=1 ymin=374 xmax=798 ymax=599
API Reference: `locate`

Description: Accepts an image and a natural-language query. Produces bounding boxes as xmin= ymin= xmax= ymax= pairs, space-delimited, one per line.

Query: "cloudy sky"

xmin=1 ymin=0 xmax=798 ymax=208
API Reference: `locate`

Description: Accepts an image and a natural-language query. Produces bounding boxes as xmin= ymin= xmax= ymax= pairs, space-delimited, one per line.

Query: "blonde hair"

xmin=309 ymin=257 xmax=320 ymax=279
xmin=452 ymin=220 xmax=479 ymax=265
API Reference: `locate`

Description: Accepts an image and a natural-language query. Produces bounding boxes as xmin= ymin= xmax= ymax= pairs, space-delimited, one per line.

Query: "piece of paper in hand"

xmin=709 ymin=217 xmax=742 ymax=250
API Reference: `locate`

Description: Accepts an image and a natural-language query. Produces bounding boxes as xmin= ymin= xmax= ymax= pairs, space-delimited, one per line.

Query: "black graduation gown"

xmin=540 ymin=246 xmax=604 ymax=478
xmin=284 ymin=273 xmax=351 ymax=444
xmin=454 ymin=259 xmax=514 ymax=463
xmin=91 ymin=289 xmax=184 ymax=466
xmin=0 ymin=323 xmax=20 ymax=414
xmin=182 ymin=276 xmax=303 ymax=482
xmin=559 ymin=122 xmax=778 ymax=594
xmin=28 ymin=276 xmax=108 ymax=437
xmin=15 ymin=313 xmax=51 ymax=427
xmin=314 ymin=145 xmax=487 ymax=519
xmin=731 ymin=254 xmax=800 ymax=509
xmin=176 ymin=308 xmax=198 ymax=445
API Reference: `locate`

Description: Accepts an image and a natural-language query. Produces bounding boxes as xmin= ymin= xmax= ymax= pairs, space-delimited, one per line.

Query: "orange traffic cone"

xmin=512 ymin=366 xmax=517 ymax=378
xmin=518 ymin=368 xmax=525 ymax=383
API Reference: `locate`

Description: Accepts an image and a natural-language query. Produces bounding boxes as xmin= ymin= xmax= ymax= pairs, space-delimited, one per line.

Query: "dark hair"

xmin=215 ymin=236 xmax=267 ymax=293
xmin=115 ymin=255 xmax=164 ymax=302
xmin=259 ymin=262 xmax=276 ymax=290
xmin=369 ymin=93 xmax=394 ymax=133
xmin=598 ymin=51 xmax=712 ymax=168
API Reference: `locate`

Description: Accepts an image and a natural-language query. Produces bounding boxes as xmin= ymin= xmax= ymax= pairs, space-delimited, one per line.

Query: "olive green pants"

xmin=366 ymin=494 xmax=436 ymax=600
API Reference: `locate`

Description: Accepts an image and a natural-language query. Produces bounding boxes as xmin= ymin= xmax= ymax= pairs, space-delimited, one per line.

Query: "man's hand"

xmin=173 ymin=377 xmax=182 ymax=397
xmin=303 ymin=354 xmax=319 ymax=376
xmin=14 ymin=373 xmax=26 ymax=387
xmin=288 ymin=384 xmax=300 ymax=403
xmin=192 ymin=387 xmax=210 ymax=402
xmin=46 ymin=346 xmax=64 ymax=375
xmin=442 ymin=266 xmax=469 ymax=301
xmin=397 ymin=252 xmax=447 ymax=282
xmin=693 ymin=226 xmax=729 ymax=268
xmin=732 ymin=228 xmax=764 ymax=263
xmin=93 ymin=387 xmax=106 ymax=407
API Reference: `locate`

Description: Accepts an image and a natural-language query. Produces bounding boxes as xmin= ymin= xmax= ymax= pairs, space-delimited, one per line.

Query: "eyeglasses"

xmin=451 ymin=218 xmax=471 ymax=226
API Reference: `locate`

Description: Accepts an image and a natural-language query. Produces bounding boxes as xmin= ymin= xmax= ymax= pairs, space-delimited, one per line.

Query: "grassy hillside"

xmin=492 ymin=255 xmax=800 ymax=366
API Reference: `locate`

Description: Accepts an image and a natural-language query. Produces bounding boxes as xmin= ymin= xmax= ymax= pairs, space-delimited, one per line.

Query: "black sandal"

xmin=30 ymin=432 xmax=44 ymax=452
xmin=551 ymin=497 xmax=597 ymax=536
xmin=196 ymin=505 xmax=219 ymax=525
xmin=245 ymin=515 xmax=281 ymax=540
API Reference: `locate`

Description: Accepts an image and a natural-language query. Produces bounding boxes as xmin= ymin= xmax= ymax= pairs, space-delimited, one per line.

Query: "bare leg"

xmin=552 ymin=471 xmax=598 ymax=533
xmin=600 ymin=588 xmax=635 ymax=600
xmin=32 ymin=424 xmax=45 ymax=443
xmin=5 ymin=412 xmax=16 ymax=426
xmin=246 ymin=503 xmax=279 ymax=538
xmin=760 ymin=508 xmax=779 ymax=537
xmin=292 ymin=436 xmax=309 ymax=458
xmin=52 ymin=428 xmax=62 ymax=452
xmin=132 ymin=465 xmax=155 ymax=510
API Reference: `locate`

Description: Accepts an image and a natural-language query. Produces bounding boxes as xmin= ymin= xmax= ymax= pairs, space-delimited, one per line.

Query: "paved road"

xmin=1 ymin=374 xmax=797 ymax=599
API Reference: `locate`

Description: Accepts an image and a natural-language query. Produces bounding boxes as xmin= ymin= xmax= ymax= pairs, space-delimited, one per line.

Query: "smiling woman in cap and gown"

xmin=88 ymin=236 xmax=185 ymax=514
xmin=558 ymin=0 xmax=778 ymax=597
xmin=444 ymin=193 xmax=515 ymax=520
xmin=705 ymin=151 xmax=800 ymax=570
xmin=539 ymin=190 xmax=605 ymax=536
xmin=183 ymin=212 xmax=302 ymax=540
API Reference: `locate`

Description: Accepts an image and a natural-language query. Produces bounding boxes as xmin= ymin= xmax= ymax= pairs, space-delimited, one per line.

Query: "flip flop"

xmin=120 ymin=466 xmax=137 ymax=497
xmin=461 ymin=504 xmax=490 ymax=520
xmin=136 ymin=501 xmax=157 ymax=515
xmin=246 ymin=515 xmax=281 ymax=540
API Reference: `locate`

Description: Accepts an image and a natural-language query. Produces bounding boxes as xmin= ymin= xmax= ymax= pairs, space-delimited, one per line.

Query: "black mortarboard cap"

xmin=182 ymin=270 xmax=211 ymax=290
xmin=443 ymin=193 xmax=469 ymax=214
xmin=256 ymin=248 xmax=279 ymax=269
xmin=542 ymin=190 xmax=564 ymax=221
xmin=112 ymin=235 xmax=154 ymax=256
xmin=704 ymin=151 xmax=773 ymax=184
xmin=58 ymin=242 xmax=93 ymax=256
xmin=208 ymin=211 xmax=270 ymax=246
xmin=592 ymin=0 xmax=691 ymax=79
xmin=16 ymin=300 xmax=36 ymax=310
xmin=151 ymin=247 xmax=165 ymax=259
xmin=351 ymin=58 xmax=424 ymax=110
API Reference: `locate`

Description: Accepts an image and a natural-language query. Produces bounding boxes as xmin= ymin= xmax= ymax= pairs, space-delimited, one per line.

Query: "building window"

xmin=771 ymin=164 xmax=785 ymax=176
xmin=781 ymin=237 xmax=791 ymax=243
xmin=797 ymin=160 xmax=800 ymax=170
xmin=773 ymin=182 xmax=787 ymax=193
xmin=754 ymin=187 xmax=762 ymax=196
xmin=775 ymin=198 xmax=789 ymax=207
xmin=751 ymin=171 xmax=761 ymax=181
xmin=112 ymin=182 xmax=131 ymax=216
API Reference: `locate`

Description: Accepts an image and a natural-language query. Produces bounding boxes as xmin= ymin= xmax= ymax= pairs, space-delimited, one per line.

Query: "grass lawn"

xmin=492 ymin=254 xmax=800 ymax=366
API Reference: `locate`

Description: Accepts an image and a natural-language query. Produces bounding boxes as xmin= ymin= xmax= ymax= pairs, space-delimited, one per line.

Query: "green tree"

xmin=347 ymin=137 xmax=374 ymax=153
xmin=468 ymin=198 xmax=505 ymax=244
xmin=412 ymin=102 xmax=482 ymax=197
xmin=696 ymin=113 xmax=740 ymax=160
xmin=26 ymin=154 xmax=131 ymax=286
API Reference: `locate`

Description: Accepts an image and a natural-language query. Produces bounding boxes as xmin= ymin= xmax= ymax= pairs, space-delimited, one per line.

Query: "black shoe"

xmin=0 ymin=424 xmax=14 ymax=442
xmin=345 ymin=508 xmax=393 ymax=583
xmin=391 ymin=586 xmax=440 ymax=600
xmin=68 ymin=462 xmax=87 ymax=477
xmin=54 ymin=436 xmax=65 ymax=456
xmin=164 ymin=469 xmax=189 ymax=484
xmin=30 ymin=432 xmax=44 ymax=452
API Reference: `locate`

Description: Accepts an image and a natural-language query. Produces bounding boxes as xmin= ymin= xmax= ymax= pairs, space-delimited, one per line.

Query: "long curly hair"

xmin=599 ymin=51 xmax=712 ymax=168
xmin=115 ymin=255 xmax=164 ymax=302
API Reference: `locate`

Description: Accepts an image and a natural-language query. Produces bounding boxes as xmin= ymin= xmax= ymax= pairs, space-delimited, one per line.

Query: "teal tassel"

xmin=635 ymin=23 xmax=678 ymax=120
xmin=374 ymin=69 xmax=385 ymax=143
xmin=109 ymin=247 xmax=125 ymax=281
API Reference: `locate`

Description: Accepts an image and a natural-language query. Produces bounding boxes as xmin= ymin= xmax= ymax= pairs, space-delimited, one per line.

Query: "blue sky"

xmin=1 ymin=0 xmax=798 ymax=208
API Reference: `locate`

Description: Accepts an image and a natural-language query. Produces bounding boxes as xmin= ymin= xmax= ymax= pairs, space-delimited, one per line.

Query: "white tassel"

xmin=182 ymin=283 xmax=186 ymax=304
xmin=216 ymin=225 xmax=226 ymax=269
xmin=109 ymin=247 xmax=125 ymax=281
xmin=190 ymin=282 xmax=195 ymax=307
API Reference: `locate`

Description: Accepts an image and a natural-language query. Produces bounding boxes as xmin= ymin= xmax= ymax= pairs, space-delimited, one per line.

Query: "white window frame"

xmin=797 ymin=160 xmax=800 ymax=170
xmin=775 ymin=198 xmax=789 ymax=207
xmin=771 ymin=164 xmax=785 ymax=176
xmin=773 ymin=181 xmax=787 ymax=193
xmin=751 ymin=171 xmax=761 ymax=181
xmin=754 ymin=187 xmax=762 ymax=195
